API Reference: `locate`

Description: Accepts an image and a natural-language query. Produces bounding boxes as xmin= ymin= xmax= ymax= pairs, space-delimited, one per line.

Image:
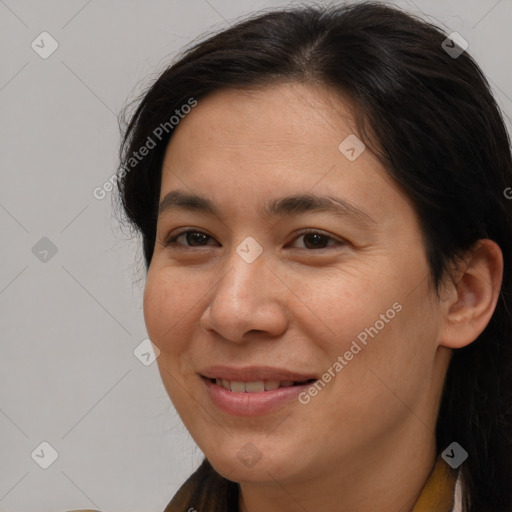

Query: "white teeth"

xmin=213 ymin=379 xmax=302 ymax=392
xmin=264 ymin=380 xmax=280 ymax=391
xmin=230 ymin=381 xmax=246 ymax=392
xmin=245 ymin=381 xmax=265 ymax=392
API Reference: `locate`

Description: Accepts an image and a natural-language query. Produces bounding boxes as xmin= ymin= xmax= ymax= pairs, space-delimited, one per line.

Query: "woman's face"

xmin=143 ymin=82 xmax=452 ymax=484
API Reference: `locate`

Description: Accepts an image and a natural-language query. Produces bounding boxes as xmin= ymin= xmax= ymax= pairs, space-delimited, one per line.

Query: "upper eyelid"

xmin=164 ymin=228 xmax=217 ymax=244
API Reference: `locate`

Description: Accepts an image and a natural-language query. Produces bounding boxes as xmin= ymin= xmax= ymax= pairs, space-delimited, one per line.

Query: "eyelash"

xmin=162 ymin=229 xmax=346 ymax=251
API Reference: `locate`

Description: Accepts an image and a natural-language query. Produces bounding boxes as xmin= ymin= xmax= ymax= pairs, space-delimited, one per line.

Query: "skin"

xmin=143 ymin=82 xmax=503 ymax=512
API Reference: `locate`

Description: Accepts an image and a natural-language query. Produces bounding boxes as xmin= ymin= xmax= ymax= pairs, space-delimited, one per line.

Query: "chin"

xmin=206 ymin=443 xmax=299 ymax=483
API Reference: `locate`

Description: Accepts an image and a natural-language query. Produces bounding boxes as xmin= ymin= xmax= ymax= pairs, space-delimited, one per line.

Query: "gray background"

xmin=1 ymin=0 xmax=511 ymax=511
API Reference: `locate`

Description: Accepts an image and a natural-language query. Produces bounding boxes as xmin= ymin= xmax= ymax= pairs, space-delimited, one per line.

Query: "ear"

xmin=439 ymin=239 xmax=503 ymax=349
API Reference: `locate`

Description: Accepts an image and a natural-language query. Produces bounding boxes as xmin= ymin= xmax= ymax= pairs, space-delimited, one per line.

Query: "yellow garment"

xmin=411 ymin=455 xmax=460 ymax=512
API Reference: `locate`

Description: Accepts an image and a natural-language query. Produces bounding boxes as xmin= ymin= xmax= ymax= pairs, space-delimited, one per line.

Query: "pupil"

xmin=304 ymin=233 xmax=326 ymax=249
xmin=188 ymin=232 xmax=208 ymax=246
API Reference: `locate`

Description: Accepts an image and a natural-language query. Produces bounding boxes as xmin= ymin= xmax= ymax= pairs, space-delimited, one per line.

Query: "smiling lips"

xmin=199 ymin=365 xmax=318 ymax=415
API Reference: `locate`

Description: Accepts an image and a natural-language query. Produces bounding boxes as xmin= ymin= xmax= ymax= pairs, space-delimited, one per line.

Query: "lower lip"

xmin=201 ymin=376 xmax=316 ymax=416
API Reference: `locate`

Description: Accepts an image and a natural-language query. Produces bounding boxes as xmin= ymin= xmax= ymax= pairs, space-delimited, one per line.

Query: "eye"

xmin=288 ymin=230 xmax=344 ymax=250
xmin=162 ymin=229 xmax=345 ymax=250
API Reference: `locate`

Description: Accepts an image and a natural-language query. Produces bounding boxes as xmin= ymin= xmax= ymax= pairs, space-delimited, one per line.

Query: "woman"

xmin=115 ymin=2 xmax=512 ymax=511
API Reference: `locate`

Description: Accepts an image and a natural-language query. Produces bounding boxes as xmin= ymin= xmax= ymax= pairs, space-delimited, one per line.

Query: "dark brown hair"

xmin=116 ymin=2 xmax=512 ymax=510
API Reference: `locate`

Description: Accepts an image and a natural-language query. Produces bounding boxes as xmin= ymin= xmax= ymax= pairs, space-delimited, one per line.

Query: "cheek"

xmin=297 ymin=267 xmax=396 ymax=353
xmin=143 ymin=268 xmax=201 ymax=403
xmin=143 ymin=267 xmax=197 ymax=351
xmin=306 ymin=254 xmax=437 ymax=384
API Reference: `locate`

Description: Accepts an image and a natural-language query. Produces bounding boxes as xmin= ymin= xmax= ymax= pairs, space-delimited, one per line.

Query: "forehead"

xmin=158 ymin=82 xmax=404 ymax=223
xmin=164 ymin=82 xmax=360 ymax=157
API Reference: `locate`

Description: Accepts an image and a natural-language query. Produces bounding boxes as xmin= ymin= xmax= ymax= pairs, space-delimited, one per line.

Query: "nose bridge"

xmin=218 ymin=242 xmax=268 ymax=309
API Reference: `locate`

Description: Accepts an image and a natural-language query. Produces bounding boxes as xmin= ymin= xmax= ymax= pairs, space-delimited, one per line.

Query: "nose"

xmin=199 ymin=246 xmax=288 ymax=343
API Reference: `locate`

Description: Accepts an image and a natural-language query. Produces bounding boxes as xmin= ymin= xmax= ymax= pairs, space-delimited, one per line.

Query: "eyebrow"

xmin=158 ymin=189 xmax=377 ymax=226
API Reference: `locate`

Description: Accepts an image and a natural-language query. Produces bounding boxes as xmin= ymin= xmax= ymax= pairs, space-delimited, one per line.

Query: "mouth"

xmin=202 ymin=376 xmax=317 ymax=392
xmin=200 ymin=375 xmax=319 ymax=416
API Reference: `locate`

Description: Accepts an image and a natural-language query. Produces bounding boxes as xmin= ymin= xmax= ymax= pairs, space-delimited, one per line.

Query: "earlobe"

xmin=439 ymin=239 xmax=503 ymax=350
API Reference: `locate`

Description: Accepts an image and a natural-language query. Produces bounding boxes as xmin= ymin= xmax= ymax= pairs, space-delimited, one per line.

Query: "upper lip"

xmin=199 ymin=365 xmax=317 ymax=382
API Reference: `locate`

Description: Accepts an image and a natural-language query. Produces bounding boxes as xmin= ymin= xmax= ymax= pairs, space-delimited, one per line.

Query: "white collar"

xmin=451 ymin=472 xmax=463 ymax=512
